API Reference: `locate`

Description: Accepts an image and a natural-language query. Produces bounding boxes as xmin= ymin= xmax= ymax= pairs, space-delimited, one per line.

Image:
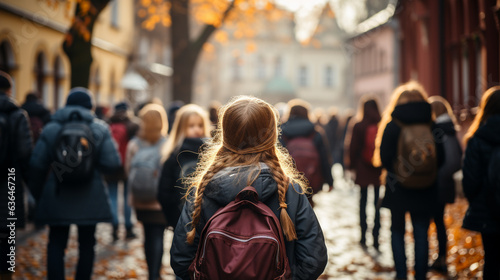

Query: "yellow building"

xmin=0 ymin=0 xmax=134 ymax=111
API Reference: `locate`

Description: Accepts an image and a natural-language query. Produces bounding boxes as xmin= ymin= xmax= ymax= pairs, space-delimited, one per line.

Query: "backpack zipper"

xmin=201 ymin=230 xmax=280 ymax=266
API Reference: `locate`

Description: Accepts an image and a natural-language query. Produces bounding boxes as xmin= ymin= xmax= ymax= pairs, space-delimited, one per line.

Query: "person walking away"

xmin=428 ymin=96 xmax=463 ymax=275
xmin=126 ymin=103 xmax=168 ymax=280
xmin=105 ymin=101 xmax=139 ymax=241
xmin=346 ymin=96 xmax=382 ymax=250
xmin=0 ymin=71 xmax=33 ymax=280
xmin=462 ymin=86 xmax=500 ymax=280
xmin=157 ymin=104 xmax=210 ymax=230
xmin=21 ymin=91 xmax=51 ymax=143
xmin=280 ymin=99 xmax=333 ymax=206
xmin=170 ymin=96 xmax=327 ymax=280
xmin=373 ymin=81 xmax=443 ymax=280
xmin=29 ymin=87 xmax=121 ymax=280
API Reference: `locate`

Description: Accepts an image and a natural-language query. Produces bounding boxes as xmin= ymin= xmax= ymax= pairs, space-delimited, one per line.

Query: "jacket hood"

xmin=51 ymin=106 xmax=95 ymax=123
xmin=392 ymin=102 xmax=432 ymax=124
xmin=476 ymin=114 xmax=500 ymax=145
xmin=281 ymin=117 xmax=315 ymax=138
xmin=180 ymin=137 xmax=205 ymax=153
xmin=204 ymin=163 xmax=278 ymax=206
xmin=21 ymin=101 xmax=49 ymax=117
xmin=0 ymin=92 xmax=19 ymax=113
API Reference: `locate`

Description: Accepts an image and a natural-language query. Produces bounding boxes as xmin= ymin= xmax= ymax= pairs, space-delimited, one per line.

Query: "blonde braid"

xmin=263 ymin=153 xmax=298 ymax=241
xmin=186 ymin=153 xmax=235 ymax=244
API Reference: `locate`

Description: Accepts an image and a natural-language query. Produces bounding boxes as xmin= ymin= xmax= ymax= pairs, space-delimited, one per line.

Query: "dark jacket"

xmin=158 ymin=137 xmax=204 ymax=228
xmin=325 ymin=116 xmax=341 ymax=164
xmin=21 ymin=100 xmax=51 ymax=125
xmin=29 ymin=106 xmax=121 ymax=226
xmin=462 ymin=114 xmax=500 ymax=234
xmin=434 ymin=116 xmax=462 ymax=204
xmin=170 ymin=164 xmax=328 ymax=280
xmin=0 ymin=92 xmax=33 ymax=229
xmin=281 ymin=117 xmax=334 ymax=187
xmin=379 ymin=102 xmax=444 ymax=213
xmin=348 ymin=115 xmax=382 ymax=187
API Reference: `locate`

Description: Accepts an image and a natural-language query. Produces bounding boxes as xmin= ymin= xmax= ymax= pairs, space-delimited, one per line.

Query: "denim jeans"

xmin=431 ymin=203 xmax=447 ymax=258
xmin=143 ymin=224 xmax=166 ymax=280
xmin=390 ymin=209 xmax=430 ymax=280
xmin=359 ymin=186 xmax=381 ymax=243
xmin=108 ymin=180 xmax=133 ymax=230
xmin=47 ymin=225 xmax=96 ymax=280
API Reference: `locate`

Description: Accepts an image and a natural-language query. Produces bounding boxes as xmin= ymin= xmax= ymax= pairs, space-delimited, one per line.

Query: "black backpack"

xmin=487 ymin=146 xmax=500 ymax=222
xmin=52 ymin=111 xmax=96 ymax=187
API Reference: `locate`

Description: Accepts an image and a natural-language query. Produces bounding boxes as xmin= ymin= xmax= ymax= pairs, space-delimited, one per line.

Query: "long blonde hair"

xmin=184 ymin=96 xmax=308 ymax=244
xmin=373 ymin=81 xmax=429 ymax=167
xmin=162 ymin=104 xmax=211 ymax=161
xmin=464 ymin=86 xmax=500 ymax=145
xmin=138 ymin=103 xmax=168 ymax=144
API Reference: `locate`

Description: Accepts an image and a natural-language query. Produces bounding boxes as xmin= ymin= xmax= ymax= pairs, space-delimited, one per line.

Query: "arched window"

xmin=232 ymin=56 xmax=242 ymax=81
xmin=109 ymin=70 xmax=116 ymax=105
xmin=256 ymin=55 xmax=265 ymax=80
xmin=91 ymin=67 xmax=101 ymax=104
xmin=53 ymin=56 xmax=65 ymax=109
xmin=0 ymin=40 xmax=17 ymax=98
xmin=274 ymin=56 xmax=283 ymax=78
xmin=34 ymin=51 xmax=48 ymax=103
xmin=298 ymin=65 xmax=308 ymax=87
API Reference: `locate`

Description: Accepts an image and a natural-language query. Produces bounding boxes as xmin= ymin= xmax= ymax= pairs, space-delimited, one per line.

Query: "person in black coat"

xmin=428 ymin=96 xmax=463 ymax=274
xmin=280 ymin=99 xmax=333 ymax=203
xmin=0 ymin=72 xmax=33 ymax=280
xmin=462 ymin=86 xmax=500 ymax=280
xmin=29 ymin=88 xmax=121 ymax=280
xmin=157 ymin=104 xmax=211 ymax=229
xmin=170 ymin=97 xmax=327 ymax=280
xmin=374 ymin=82 xmax=444 ymax=280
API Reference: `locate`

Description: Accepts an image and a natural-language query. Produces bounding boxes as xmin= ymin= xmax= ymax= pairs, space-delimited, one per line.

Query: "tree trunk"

xmin=170 ymin=0 xmax=235 ymax=103
xmin=63 ymin=0 xmax=110 ymax=89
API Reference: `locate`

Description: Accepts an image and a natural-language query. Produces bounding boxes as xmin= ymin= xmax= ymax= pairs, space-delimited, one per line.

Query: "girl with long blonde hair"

xmin=157 ymin=104 xmax=211 ymax=229
xmin=170 ymin=96 xmax=327 ymax=279
xmin=461 ymin=86 xmax=500 ymax=279
xmin=374 ymin=81 xmax=443 ymax=280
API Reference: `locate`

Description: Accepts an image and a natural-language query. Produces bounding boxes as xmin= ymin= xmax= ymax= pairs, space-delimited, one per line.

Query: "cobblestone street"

xmin=13 ymin=167 xmax=484 ymax=280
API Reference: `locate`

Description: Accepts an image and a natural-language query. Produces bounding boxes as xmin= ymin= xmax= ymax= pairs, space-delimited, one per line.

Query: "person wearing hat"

xmin=29 ymin=87 xmax=121 ymax=280
xmin=105 ymin=101 xmax=140 ymax=241
xmin=0 ymin=71 xmax=33 ymax=280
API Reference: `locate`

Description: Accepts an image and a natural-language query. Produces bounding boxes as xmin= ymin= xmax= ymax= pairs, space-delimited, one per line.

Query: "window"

xmin=232 ymin=56 xmax=242 ymax=81
xmin=111 ymin=0 xmax=119 ymax=28
xmin=274 ymin=56 xmax=283 ymax=78
xmin=53 ymin=56 xmax=65 ymax=109
xmin=109 ymin=70 xmax=116 ymax=105
xmin=299 ymin=66 xmax=308 ymax=87
xmin=324 ymin=66 xmax=335 ymax=87
xmin=0 ymin=40 xmax=16 ymax=98
xmin=256 ymin=55 xmax=265 ymax=79
xmin=92 ymin=67 xmax=101 ymax=104
xmin=34 ymin=51 xmax=48 ymax=104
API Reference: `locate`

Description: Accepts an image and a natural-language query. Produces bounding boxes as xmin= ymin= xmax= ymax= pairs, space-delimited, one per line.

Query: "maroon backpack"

xmin=285 ymin=134 xmax=324 ymax=193
xmin=189 ymin=186 xmax=291 ymax=280
xmin=110 ymin=122 xmax=128 ymax=163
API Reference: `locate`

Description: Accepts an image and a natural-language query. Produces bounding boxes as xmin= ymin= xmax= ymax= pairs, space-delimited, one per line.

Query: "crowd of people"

xmin=1 ymin=68 xmax=499 ymax=280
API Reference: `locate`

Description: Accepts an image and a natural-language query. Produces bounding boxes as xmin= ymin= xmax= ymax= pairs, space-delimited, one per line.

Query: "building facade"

xmin=0 ymin=0 xmax=134 ymax=111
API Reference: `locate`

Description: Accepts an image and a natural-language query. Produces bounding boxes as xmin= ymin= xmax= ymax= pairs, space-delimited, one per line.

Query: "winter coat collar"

xmin=51 ymin=105 xmax=95 ymax=123
xmin=281 ymin=117 xmax=315 ymax=138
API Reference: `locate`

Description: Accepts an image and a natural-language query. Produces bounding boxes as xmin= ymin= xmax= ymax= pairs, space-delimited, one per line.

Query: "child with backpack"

xmin=373 ymin=81 xmax=443 ymax=280
xmin=280 ymin=99 xmax=333 ymax=206
xmin=126 ymin=103 xmax=168 ymax=280
xmin=345 ymin=96 xmax=382 ymax=250
xmin=29 ymin=88 xmax=121 ymax=280
xmin=170 ymin=96 xmax=328 ymax=280
xmin=157 ymin=104 xmax=211 ymax=230
xmin=462 ymin=86 xmax=500 ymax=280
xmin=428 ymin=96 xmax=463 ymax=275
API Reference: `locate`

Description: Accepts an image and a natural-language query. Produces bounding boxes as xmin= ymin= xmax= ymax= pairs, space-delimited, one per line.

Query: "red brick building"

xmin=397 ymin=0 xmax=500 ymax=117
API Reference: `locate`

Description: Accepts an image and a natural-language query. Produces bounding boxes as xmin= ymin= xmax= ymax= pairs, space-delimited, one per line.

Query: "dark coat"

xmin=348 ymin=116 xmax=382 ymax=187
xmin=158 ymin=137 xmax=204 ymax=228
xmin=280 ymin=117 xmax=334 ymax=187
xmin=434 ymin=117 xmax=462 ymax=204
xmin=21 ymin=100 xmax=51 ymax=125
xmin=379 ymin=102 xmax=444 ymax=213
xmin=170 ymin=164 xmax=328 ymax=280
xmin=0 ymin=92 xmax=33 ymax=229
xmin=325 ymin=116 xmax=341 ymax=164
xmin=462 ymin=114 xmax=500 ymax=234
xmin=29 ymin=106 xmax=121 ymax=226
